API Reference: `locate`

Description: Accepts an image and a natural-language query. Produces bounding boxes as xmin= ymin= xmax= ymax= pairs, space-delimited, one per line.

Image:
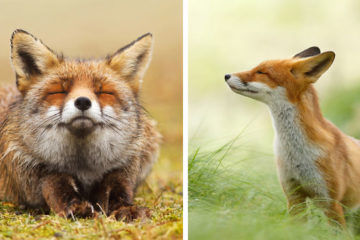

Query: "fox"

xmin=0 ymin=29 xmax=161 ymax=221
xmin=225 ymin=47 xmax=360 ymax=226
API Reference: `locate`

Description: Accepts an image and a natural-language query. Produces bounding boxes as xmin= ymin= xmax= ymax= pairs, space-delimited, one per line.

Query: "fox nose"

xmin=74 ymin=97 xmax=92 ymax=111
xmin=224 ymin=74 xmax=231 ymax=81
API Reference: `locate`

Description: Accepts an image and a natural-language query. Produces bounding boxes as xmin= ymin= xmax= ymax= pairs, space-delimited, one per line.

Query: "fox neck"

xmin=267 ymin=86 xmax=329 ymax=198
xmin=267 ymin=85 xmax=326 ymax=143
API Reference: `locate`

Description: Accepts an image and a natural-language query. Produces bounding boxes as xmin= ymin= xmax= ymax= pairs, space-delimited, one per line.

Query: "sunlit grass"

xmin=188 ymin=137 xmax=360 ymax=240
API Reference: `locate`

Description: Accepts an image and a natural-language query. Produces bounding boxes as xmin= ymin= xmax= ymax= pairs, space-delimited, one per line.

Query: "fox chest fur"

xmin=269 ymin=98 xmax=329 ymax=199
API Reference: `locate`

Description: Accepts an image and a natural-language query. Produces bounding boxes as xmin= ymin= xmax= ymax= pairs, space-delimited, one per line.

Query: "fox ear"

xmin=291 ymin=51 xmax=335 ymax=83
xmin=106 ymin=33 xmax=153 ymax=93
xmin=11 ymin=29 xmax=60 ymax=93
xmin=293 ymin=46 xmax=321 ymax=58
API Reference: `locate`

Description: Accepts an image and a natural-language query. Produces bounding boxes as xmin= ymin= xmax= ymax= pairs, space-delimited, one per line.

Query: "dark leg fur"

xmin=91 ymin=169 xmax=150 ymax=221
xmin=41 ymin=174 xmax=94 ymax=218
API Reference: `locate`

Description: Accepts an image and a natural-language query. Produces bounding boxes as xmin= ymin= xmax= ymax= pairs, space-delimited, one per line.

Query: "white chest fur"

xmin=268 ymin=89 xmax=329 ymax=199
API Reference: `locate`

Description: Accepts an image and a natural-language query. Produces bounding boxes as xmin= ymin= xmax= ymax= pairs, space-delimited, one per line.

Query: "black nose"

xmin=74 ymin=97 xmax=92 ymax=111
xmin=225 ymin=74 xmax=231 ymax=81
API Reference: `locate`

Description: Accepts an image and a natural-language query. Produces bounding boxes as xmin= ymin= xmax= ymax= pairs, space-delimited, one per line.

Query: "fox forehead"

xmin=235 ymin=59 xmax=297 ymax=88
xmin=256 ymin=59 xmax=293 ymax=74
xmin=41 ymin=60 xmax=131 ymax=94
xmin=54 ymin=61 xmax=114 ymax=84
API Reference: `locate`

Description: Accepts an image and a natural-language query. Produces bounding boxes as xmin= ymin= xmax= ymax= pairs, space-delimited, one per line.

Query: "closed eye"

xmin=256 ymin=70 xmax=265 ymax=74
xmin=96 ymin=91 xmax=115 ymax=95
xmin=47 ymin=91 xmax=67 ymax=95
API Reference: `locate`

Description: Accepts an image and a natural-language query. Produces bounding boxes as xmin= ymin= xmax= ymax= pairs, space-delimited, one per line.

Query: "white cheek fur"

xmin=247 ymin=81 xmax=272 ymax=92
xmin=227 ymin=75 xmax=275 ymax=102
xmin=46 ymin=106 xmax=60 ymax=117
xmin=103 ymin=105 xmax=116 ymax=117
xmin=226 ymin=76 xmax=244 ymax=89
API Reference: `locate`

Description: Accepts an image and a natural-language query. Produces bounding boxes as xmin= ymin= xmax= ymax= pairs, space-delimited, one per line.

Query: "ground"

xmin=0 ymin=152 xmax=183 ymax=240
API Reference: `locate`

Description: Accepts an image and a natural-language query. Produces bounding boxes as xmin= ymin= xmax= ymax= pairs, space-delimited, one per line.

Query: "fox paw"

xmin=111 ymin=206 xmax=150 ymax=222
xmin=60 ymin=200 xmax=95 ymax=219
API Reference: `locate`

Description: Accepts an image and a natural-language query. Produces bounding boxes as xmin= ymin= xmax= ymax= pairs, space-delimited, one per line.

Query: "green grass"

xmin=189 ymin=83 xmax=360 ymax=240
xmin=322 ymin=85 xmax=360 ymax=139
xmin=188 ymin=138 xmax=360 ymax=240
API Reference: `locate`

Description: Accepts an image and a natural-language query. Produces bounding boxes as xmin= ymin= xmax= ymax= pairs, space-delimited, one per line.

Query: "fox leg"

xmin=41 ymin=174 xmax=94 ymax=218
xmin=91 ymin=169 xmax=150 ymax=222
xmin=324 ymin=201 xmax=346 ymax=227
xmin=282 ymin=182 xmax=308 ymax=216
xmin=287 ymin=190 xmax=346 ymax=227
xmin=287 ymin=193 xmax=307 ymax=216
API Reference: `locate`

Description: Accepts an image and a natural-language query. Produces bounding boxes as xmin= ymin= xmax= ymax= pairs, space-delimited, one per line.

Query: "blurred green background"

xmin=190 ymin=0 xmax=360 ymax=145
xmin=0 ymin=1 xmax=182 ymax=239
xmin=189 ymin=0 xmax=360 ymax=239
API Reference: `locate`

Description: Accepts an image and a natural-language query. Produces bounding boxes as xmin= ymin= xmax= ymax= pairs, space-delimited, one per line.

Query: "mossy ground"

xmin=0 ymin=147 xmax=183 ymax=240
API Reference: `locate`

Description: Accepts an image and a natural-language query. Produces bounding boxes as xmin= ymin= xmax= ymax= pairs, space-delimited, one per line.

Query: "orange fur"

xmin=227 ymin=47 xmax=359 ymax=226
xmin=0 ymin=30 xmax=160 ymax=220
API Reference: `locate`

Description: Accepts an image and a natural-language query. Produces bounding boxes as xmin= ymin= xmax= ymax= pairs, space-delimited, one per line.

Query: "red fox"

xmin=225 ymin=47 xmax=360 ymax=226
xmin=0 ymin=29 xmax=160 ymax=221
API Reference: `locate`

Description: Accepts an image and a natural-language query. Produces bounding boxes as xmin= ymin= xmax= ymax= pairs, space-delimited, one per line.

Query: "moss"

xmin=0 ymin=157 xmax=182 ymax=240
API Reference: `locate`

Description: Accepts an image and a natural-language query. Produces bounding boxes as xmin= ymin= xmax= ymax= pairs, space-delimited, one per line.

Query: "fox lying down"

xmin=0 ymin=29 xmax=160 ymax=221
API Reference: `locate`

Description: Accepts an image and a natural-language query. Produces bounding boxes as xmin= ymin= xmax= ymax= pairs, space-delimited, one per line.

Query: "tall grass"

xmin=188 ymin=137 xmax=359 ymax=240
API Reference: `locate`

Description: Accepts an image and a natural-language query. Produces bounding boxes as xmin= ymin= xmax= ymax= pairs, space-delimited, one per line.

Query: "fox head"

xmin=10 ymin=29 xmax=153 ymax=138
xmin=225 ymin=47 xmax=335 ymax=104
xmin=9 ymin=29 xmax=154 ymax=172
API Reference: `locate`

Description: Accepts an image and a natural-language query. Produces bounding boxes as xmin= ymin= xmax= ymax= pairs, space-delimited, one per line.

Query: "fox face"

xmin=10 ymin=30 xmax=154 ymax=184
xmin=26 ymin=62 xmax=140 ymax=138
xmin=225 ymin=47 xmax=335 ymax=104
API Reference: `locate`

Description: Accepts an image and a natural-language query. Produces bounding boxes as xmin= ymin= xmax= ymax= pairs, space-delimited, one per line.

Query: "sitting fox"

xmin=225 ymin=47 xmax=360 ymax=226
xmin=0 ymin=29 xmax=160 ymax=221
